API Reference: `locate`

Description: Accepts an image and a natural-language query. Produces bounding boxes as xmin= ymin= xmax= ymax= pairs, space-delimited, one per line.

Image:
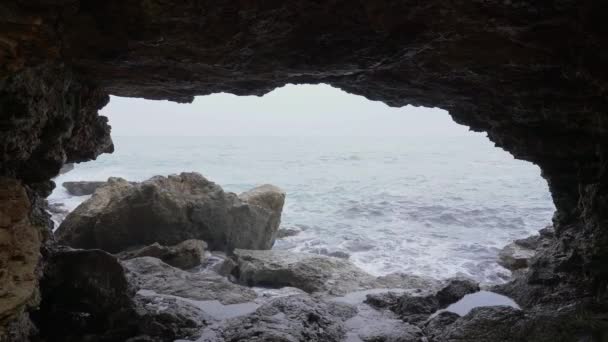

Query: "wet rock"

xmin=310 ymin=247 xmax=351 ymax=259
xmin=232 ymin=249 xmax=378 ymax=295
xmin=132 ymin=294 xmax=212 ymax=341
xmin=62 ymin=181 xmax=107 ymax=196
xmin=365 ymin=278 xmax=478 ymax=324
xmin=214 ymin=295 xmax=356 ymax=342
xmin=358 ymin=322 xmax=424 ymax=342
xmin=56 ymin=173 xmax=285 ymax=253
xmin=433 ymin=306 xmax=525 ymax=342
xmin=276 ymin=227 xmax=301 ymax=239
xmin=116 ymin=239 xmax=207 ymax=270
xmin=422 ymin=311 xmax=460 ymax=340
xmin=498 ymin=242 xmax=535 ymax=271
xmin=123 ymin=256 xmax=256 ymax=304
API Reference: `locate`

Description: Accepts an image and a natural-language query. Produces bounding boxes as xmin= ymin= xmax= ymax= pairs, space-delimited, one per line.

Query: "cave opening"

xmin=49 ymin=84 xmax=555 ymax=285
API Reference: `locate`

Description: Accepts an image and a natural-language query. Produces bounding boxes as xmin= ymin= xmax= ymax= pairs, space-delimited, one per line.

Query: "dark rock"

xmin=433 ymin=306 xmax=525 ymax=342
xmin=116 ymin=239 xmax=207 ymax=270
xmin=123 ymin=256 xmax=256 ymax=304
xmin=435 ymin=277 xmax=480 ymax=307
xmin=358 ymin=322 xmax=424 ymax=342
xmin=276 ymin=227 xmax=301 ymax=239
xmin=366 ymin=278 xmax=478 ymax=324
xmin=215 ymin=295 xmax=357 ymax=342
xmin=131 ymin=294 xmax=211 ymax=341
xmin=34 ymin=248 xmax=212 ymax=342
xmin=62 ymin=180 xmax=113 ymax=196
xmin=422 ymin=311 xmax=460 ymax=340
xmin=55 ymin=173 xmax=285 ymax=253
xmin=33 ymin=248 xmax=136 ymax=341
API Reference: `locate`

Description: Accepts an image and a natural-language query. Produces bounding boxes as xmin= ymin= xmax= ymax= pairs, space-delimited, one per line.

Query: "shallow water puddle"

xmin=138 ymin=289 xmax=260 ymax=320
xmin=441 ymin=290 xmax=519 ymax=316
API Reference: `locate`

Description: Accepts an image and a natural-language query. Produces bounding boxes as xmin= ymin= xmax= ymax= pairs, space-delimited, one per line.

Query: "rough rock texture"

xmin=55 ymin=173 xmax=285 ymax=253
xmin=365 ymin=278 xmax=479 ymax=324
xmin=124 ymin=256 xmax=257 ymax=305
xmin=2 ymin=1 xmax=608 ymax=339
xmin=0 ymin=178 xmax=43 ymax=341
xmin=233 ymin=249 xmax=386 ymax=295
xmin=33 ymin=248 xmax=210 ymax=342
xmin=116 ymin=239 xmax=207 ymax=270
xmin=210 ymin=295 xmax=357 ymax=342
xmin=433 ymin=306 xmax=525 ymax=342
xmin=62 ymin=181 xmax=109 ymax=196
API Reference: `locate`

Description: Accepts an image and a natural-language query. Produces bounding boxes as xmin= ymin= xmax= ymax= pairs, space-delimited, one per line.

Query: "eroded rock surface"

xmin=233 ymin=249 xmax=382 ymax=295
xmin=116 ymin=239 xmax=207 ymax=270
xmin=208 ymin=295 xmax=357 ymax=342
xmin=124 ymin=257 xmax=257 ymax=305
xmin=56 ymin=173 xmax=285 ymax=253
xmin=366 ymin=277 xmax=479 ymax=324
xmin=0 ymin=178 xmax=43 ymax=341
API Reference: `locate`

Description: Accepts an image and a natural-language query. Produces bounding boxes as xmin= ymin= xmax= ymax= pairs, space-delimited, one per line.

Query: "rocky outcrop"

xmin=62 ymin=181 xmax=108 ymax=196
xmin=2 ymin=1 xmax=608 ymax=340
xmin=124 ymin=257 xmax=256 ymax=305
xmin=55 ymin=173 xmax=285 ymax=253
xmin=116 ymin=239 xmax=207 ymax=270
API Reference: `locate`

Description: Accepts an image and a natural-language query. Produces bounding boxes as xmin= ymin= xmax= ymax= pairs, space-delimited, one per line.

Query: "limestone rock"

xmin=62 ymin=181 xmax=107 ymax=196
xmin=123 ymin=256 xmax=256 ymax=304
xmin=498 ymin=242 xmax=535 ymax=271
xmin=116 ymin=239 xmax=207 ymax=270
xmin=55 ymin=173 xmax=285 ymax=253
xmin=0 ymin=178 xmax=43 ymax=341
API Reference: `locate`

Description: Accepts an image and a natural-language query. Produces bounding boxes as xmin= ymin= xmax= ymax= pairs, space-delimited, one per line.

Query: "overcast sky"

xmin=102 ymin=84 xmax=472 ymax=137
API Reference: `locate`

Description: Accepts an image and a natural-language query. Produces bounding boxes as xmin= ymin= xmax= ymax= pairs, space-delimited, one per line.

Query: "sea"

xmin=48 ymin=134 xmax=555 ymax=285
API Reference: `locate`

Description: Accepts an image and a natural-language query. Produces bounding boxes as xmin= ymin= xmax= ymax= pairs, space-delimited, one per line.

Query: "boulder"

xmin=34 ymin=248 xmax=212 ymax=342
xmin=116 ymin=239 xmax=207 ymax=270
xmin=498 ymin=242 xmax=536 ymax=271
xmin=55 ymin=173 xmax=285 ymax=253
xmin=62 ymin=181 xmax=108 ymax=196
xmin=232 ymin=249 xmax=379 ymax=295
xmin=211 ymin=295 xmax=357 ymax=342
xmin=123 ymin=257 xmax=256 ymax=304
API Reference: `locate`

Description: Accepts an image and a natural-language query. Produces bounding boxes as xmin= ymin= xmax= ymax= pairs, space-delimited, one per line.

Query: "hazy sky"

xmin=102 ymin=84 xmax=472 ymax=137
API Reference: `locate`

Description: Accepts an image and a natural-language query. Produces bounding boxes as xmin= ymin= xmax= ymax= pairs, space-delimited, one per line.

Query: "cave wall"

xmin=1 ymin=0 xmax=608 ymax=338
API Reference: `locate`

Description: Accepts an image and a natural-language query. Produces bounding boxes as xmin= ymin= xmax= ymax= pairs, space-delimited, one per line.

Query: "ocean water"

xmin=49 ymin=135 xmax=554 ymax=284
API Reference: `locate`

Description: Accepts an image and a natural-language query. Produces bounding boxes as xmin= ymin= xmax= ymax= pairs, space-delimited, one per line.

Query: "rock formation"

xmin=55 ymin=173 xmax=285 ymax=253
xmin=62 ymin=181 xmax=112 ymax=196
xmin=116 ymin=239 xmax=208 ymax=270
xmin=1 ymin=1 xmax=608 ymax=340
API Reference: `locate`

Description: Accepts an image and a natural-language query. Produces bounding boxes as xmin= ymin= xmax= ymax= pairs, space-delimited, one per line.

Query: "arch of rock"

xmin=1 ymin=1 xmax=607 ymax=340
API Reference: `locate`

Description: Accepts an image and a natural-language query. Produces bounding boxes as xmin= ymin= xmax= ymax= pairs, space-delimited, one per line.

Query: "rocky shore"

xmin=24 ymin=172 xmax=588 ymax=341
